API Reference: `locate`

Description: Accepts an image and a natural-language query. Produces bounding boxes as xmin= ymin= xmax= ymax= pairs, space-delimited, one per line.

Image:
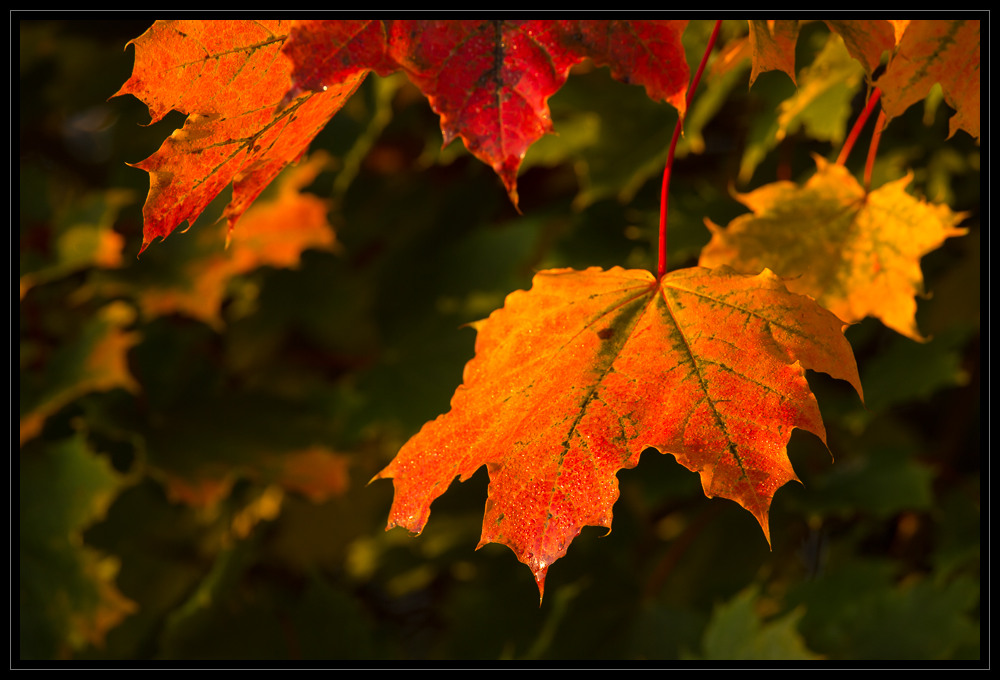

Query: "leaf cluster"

xmin=18 ymin=18 xmax=980 ymax=662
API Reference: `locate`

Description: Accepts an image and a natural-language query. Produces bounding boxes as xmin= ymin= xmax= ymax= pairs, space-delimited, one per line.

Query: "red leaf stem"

xmin=835 ymin=87 xmax=882 ymax=167
xmin=658 ymin=20 xmax=721 ymax=279
xmin=864 ymin=108 xmax=887 ymax=192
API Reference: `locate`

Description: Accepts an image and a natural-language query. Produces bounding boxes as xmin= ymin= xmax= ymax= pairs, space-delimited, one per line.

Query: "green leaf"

xmin=698 ymin=586 xmax=821 ymax=660
xmin=791 ymin=560 xmax=980 ymax=660
xmin=20 ymin=433 xmax=135 ymax=659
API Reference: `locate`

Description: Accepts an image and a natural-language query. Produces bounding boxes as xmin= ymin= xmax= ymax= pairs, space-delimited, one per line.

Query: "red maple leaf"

xmin=115 ymin=20 xmax=690 ymax=250
xmin=286 ymin=20 xmax=689 ymax=208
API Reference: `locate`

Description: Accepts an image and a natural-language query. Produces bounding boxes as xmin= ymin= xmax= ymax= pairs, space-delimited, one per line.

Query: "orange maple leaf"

xmin=747 ymin=20 xmax=801 ymax=86
xmin=157 ymin=446 xmax=349 ymax=511
xmin=117 ymin=19 xmax=689 ymax=247
xmin=699 ymin=156 xmax=968 ymax=341
xmin=822 ymin=19 xmax=896 ymax=76
xmin=133 ymin=152 xmax=337 ymax=329
xmin=374 ymin=266 xmax=862 ymax=599
xmin=875 ymin=19 xmax=980 ymax=142
xmin=113 ymin=19 xmax=363 ymax=252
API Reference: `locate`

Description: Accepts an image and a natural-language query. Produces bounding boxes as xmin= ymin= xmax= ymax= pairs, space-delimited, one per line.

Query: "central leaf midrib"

xmin=538 ymin=281 xmax=656 ymax=550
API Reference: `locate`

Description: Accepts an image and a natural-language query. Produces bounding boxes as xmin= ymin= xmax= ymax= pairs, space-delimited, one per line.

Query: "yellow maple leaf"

xmin=699 ymin=156 xmax=968 ymax=341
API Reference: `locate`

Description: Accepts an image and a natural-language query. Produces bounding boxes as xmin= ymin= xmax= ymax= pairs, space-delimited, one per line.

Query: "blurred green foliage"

xmin=18 ymin=19 xmax=979 ymax=661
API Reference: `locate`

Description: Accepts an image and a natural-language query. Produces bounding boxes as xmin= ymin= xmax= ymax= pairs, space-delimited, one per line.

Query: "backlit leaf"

xmin=286 ymin=19 xmax=689 ymax=209
xmin=748 ymin=20 xmax=800 ymax=86
xmin=374 ymin=265 xmax=862 ymax=598
xmin=823 ymin=19 xmax=896 ymax=76
xmin=113 ymin=19 xmax=363 ymax=251
xmin=875 ymin=19 xmax=980 ymax=142
xmin=774 ymin=32 xmax=864 ymax=145
xmin=131 ymin=151 xmax=337 ymax=328
xmin=699 ymin=156 xmax=968 ymax=341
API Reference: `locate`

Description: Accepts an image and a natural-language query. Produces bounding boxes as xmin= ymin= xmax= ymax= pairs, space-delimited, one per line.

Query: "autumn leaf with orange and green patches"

xmin=699 ymin=156 xmax=968 ymax=341
xmin=19 ymin=302 xmax=140 ymax=447
xmin=374 ymin=265 xmax=862 ymax=599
